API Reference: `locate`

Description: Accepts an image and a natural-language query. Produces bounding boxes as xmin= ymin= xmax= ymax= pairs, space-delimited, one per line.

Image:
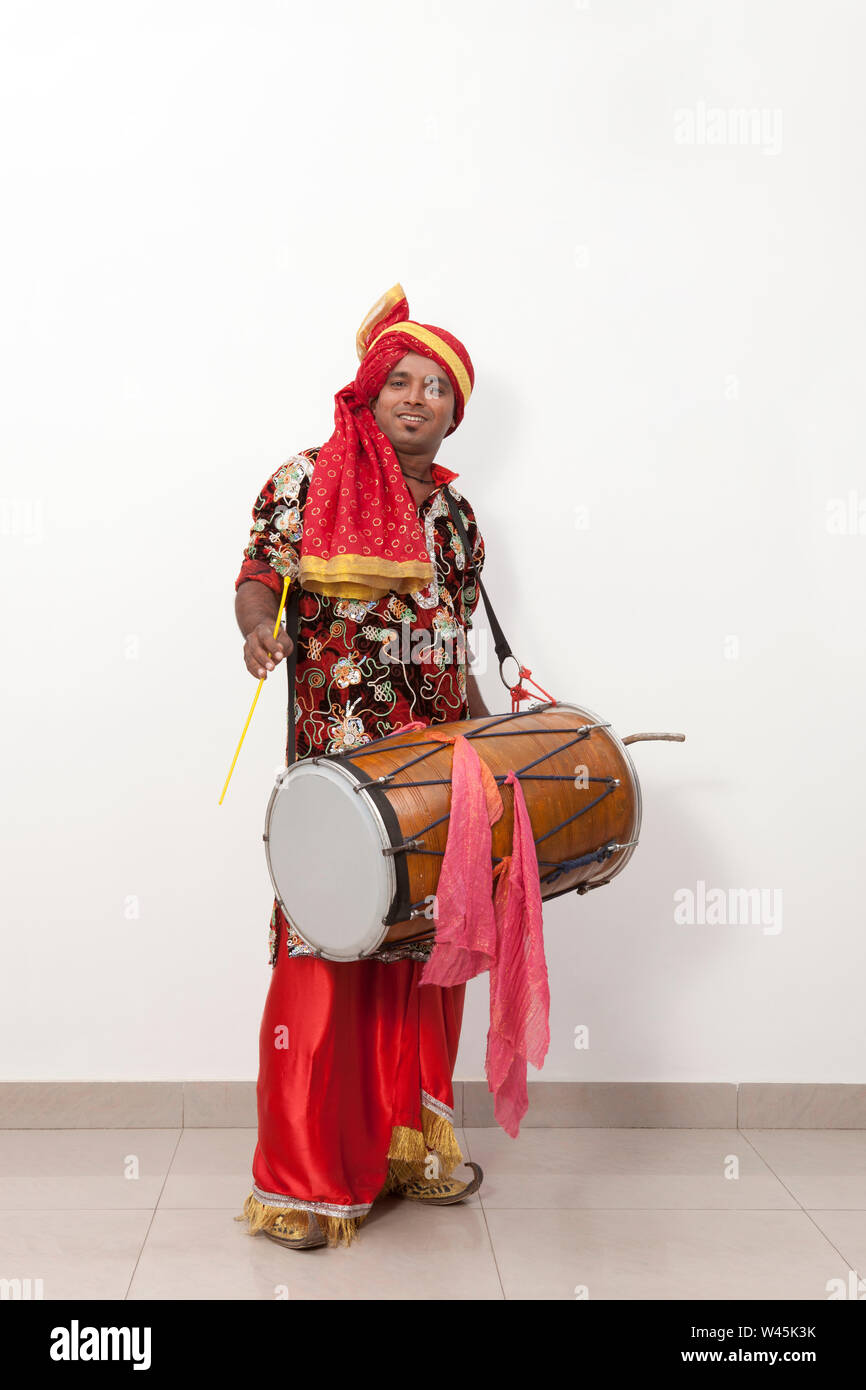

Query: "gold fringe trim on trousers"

xmin=233 ymin=1193 xmax=366 ymax=1248
xmin=236 ymin=1105 xmax=462 ymax=1246
xmin=383 ymin=1104 xmax=464 ymax=1190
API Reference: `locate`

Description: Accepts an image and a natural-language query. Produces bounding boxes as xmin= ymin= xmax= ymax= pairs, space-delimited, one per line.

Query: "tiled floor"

xmin=0 ymin=1127 xmax=864 ymax=1300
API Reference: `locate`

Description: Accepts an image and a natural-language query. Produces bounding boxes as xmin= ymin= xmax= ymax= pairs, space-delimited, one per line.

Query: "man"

xmin=233 ymin=285 xmax=488 ymax=1249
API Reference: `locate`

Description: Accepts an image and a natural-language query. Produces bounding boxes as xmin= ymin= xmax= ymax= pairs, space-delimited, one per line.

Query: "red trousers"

xmin=250 ymin=945 xmax=466 ymax=1231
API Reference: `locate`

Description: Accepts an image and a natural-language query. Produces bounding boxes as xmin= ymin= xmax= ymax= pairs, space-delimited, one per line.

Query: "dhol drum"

xmin=263 ymin=700 xmax=644 ymax=962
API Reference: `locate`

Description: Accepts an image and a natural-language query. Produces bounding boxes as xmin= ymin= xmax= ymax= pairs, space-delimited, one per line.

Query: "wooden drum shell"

xmin=333 ymin=702 xmax=642 ymax=947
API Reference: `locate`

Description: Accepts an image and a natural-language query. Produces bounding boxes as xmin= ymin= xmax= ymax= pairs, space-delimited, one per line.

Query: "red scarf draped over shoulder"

xmin=298 ymin=283 xmax=475 ymax=601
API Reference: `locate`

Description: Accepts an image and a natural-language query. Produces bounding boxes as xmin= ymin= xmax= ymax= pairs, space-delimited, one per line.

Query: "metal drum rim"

xmin=263 ymin=757 xmax=398 ymax=960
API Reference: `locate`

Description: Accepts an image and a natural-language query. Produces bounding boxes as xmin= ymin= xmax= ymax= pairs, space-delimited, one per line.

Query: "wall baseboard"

xmin=1 ymin=1082 xmax=864 ymax=1128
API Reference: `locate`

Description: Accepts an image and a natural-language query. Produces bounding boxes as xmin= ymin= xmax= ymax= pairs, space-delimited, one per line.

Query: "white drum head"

xmin=264 ymin=760 xmax=396 ymax=961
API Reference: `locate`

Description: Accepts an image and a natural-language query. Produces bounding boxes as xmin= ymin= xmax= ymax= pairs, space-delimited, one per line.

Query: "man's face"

xmin=371 ymin=352 xmax=456 ymax=454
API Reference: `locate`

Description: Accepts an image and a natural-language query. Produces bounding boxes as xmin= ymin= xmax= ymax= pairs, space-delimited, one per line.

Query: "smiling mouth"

xmin=397 ymin=413 xmax=429 ymax=425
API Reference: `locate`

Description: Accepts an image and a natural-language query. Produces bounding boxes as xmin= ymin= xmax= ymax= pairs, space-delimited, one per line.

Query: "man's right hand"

xmin=243 ymin=623 xmax=294 ymax=679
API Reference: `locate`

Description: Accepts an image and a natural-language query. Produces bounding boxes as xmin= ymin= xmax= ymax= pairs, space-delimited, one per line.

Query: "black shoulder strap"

xmin=442 ymin=486 xmax=514 ymax=673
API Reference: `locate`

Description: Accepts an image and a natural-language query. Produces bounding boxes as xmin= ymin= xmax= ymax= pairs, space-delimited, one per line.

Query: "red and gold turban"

xmin=298 ymin=283 xmax=474 ymax=601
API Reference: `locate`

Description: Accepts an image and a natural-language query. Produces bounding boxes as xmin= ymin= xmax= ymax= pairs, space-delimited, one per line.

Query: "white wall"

xmin=2 ymin=0 xmax=863 ymax=1083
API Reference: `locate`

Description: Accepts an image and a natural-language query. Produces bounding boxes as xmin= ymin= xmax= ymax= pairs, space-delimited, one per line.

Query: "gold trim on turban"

xmin=367 ymin=322 xmax=473 ymax=407
xmin=355 ymin=283 xmax=407 ymax=362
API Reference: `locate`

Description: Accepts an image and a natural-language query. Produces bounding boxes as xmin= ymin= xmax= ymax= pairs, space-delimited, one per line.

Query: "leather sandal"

xmin=263 ymin=1210 xmax=327 ymax=1249
xmin=395 ymin=1160 xmax=484 ymax=1205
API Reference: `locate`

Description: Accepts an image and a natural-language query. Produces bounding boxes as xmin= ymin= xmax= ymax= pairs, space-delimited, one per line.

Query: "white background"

xmin=1 ymin=0 xmax=863 ymax=1083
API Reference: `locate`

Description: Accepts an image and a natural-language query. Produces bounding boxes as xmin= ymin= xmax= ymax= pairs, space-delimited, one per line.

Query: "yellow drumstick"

xmin=219 ymin=574 xmax=291 ymax=804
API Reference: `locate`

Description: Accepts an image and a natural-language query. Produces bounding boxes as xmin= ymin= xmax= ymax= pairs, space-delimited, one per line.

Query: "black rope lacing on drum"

xmin=344 ymin=701 xmax=624 ymax=891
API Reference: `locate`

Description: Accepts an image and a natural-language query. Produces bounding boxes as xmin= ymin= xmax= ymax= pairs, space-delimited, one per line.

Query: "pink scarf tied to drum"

xmin=419 ymin=731 xmax=551 ymax=1138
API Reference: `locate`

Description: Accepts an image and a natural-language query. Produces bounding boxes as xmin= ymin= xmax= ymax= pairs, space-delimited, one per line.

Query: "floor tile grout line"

xmin=793 ymin=1209 xmax=865 ymax=1284
xmin=409 ymin=1205 xmax=864 ymax=1212
xmin=5 ymin=1204 xmax=866 ymax=1212
xmin=121 ymin=1127 xmax=184 ymax=1301
xmin=702 ymin=1129 xmax=864 ymax=1279
xmin=5 ymin=1120 xmax=866 ymax=1130
xmin=736 ymin=1128 xmax=815 ymax=1208
xmin=461 ymin=1130 xmax=507 ymax=1301
xmin=458 ymin=1127 xmax=846 ymax=1216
